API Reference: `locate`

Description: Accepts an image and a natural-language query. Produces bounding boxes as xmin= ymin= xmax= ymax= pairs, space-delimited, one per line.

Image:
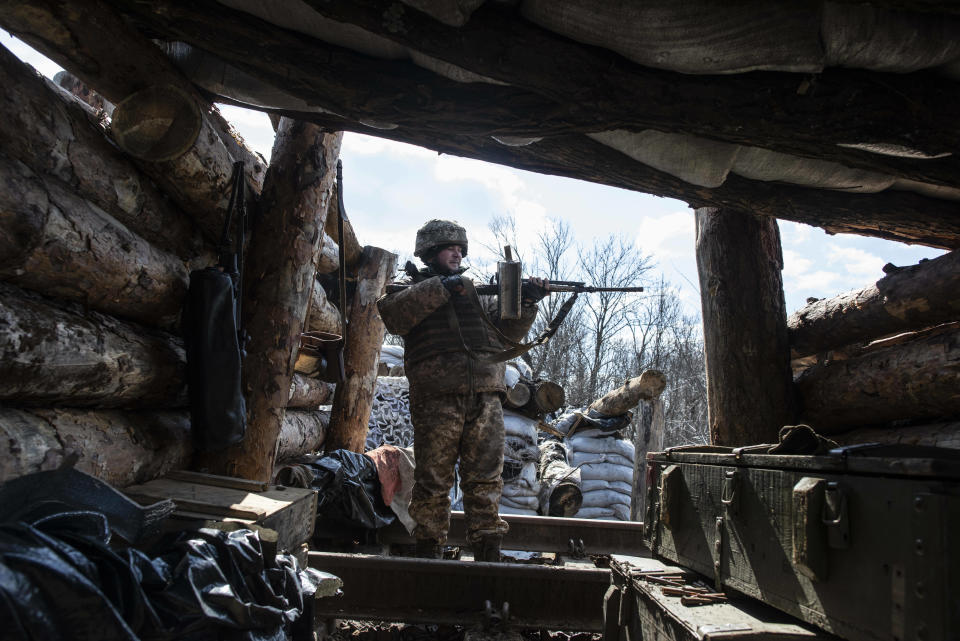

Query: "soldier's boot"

xmin=471 ymin=534 xmax=502 ymax=562
xmin=414 ymin=538 xmax=442 ymax=559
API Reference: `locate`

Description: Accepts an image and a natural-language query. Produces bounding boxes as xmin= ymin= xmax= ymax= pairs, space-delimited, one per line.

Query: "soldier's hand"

xmin=441 ymin=274 xmax=465 ymax=295
xmin=521 ymin=276 xmax=549 ymax=306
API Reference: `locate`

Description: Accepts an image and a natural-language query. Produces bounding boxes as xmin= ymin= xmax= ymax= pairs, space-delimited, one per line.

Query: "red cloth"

xmin=365 ymin=444 xmax=404 ymax=506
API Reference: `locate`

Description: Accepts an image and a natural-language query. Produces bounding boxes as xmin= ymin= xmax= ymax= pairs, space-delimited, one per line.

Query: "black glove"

xmin=441 ymin=274 xmax=464 ymax=294
xmin=521 ymin=280 xmax=549 ymax=305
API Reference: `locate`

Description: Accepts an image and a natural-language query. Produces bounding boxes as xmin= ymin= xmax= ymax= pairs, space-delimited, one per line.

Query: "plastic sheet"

xmin=294 ymin=450 xmax=396 ymax=530
xmin=0 ymin=508 xmax=329 ymax=641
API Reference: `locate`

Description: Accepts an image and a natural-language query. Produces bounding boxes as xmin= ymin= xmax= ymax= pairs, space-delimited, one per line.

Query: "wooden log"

xmin=789 ymin=250 xmax=960 ymax=358
xmin=0 ymin=407 xmax=192 ymax=487
xmin=589 ymin=370 xmax=666 ymax=417
xmin=533 ymin=381 xmax=566 ymax=414
xmin=326 ymin=246 xmax=398 ymax=452
xmin=233 ymin=105 xmax=960 ymax=250
xmin=316 ymin=232 xmax=340 ymax=274
xmin=307 ymin=278 xmax=344 ymax=336
xmin=201 ymin=122 xmax=342 ymax=482
xmin=631 ymin=397 xmax=665 ymax=521
xmin=288 ymin=374 xmax=335 ymax=409
xmin=275 ymin=409 xmax=331 ymax=461
xmin=795 ymin=322 xmax=960 ymax=432
xmin=325 ymin=182 xmax=364 ymax=269
xmin=0 ymin=283 xmax=186 ymax=408
xmin=110 ymin=0 xmax=960 ymax=187
xmin=504 ymin=382 xmax=532 ymax=409
xmin=0 ymin=0 xmax=267 ymax=242
xmin=830 ymin=421 xmax=960 ymax=450
xmin=0 ymin=46 xmax=205 ymax=259
xmin=696 ymin=207 xmax=795 ymax=445
xmin=0 ymin=406 xmax=332 ymax=486
xmin=0 ymin=154 xmax=189 ymax=328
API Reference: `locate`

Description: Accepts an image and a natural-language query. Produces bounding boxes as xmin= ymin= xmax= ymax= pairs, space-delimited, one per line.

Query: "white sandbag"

xmin=577 ymin=462 xmax=634 ymax=485
xmin=500 ymin=494 xmax=540 ymax=510
xmin=570 ymin=451 xmax=634 ymax=470
xmin=499 ymin=504 xmax=538 ymax=516
xmin=580 ymin=488 xmax=631 ymax=509
xmin=503 ymin=409 xmax=537 ymax=444
xmin=504 ymin=437 xmax=539 ymax=463
xmin=566 ymin=434 xmax=635 ymax=460
xmin=379 ymin=344 xmax=405 ymax=368
xmin=501 ymin=483 xmax=539 ymax=499
xmin=575 ymin=504 xmax=631 ymax=521
xmin=581 ymin=479 xmax=633 ymax=496
xmin=507 ymin=461 xmax=540 ymax=492
xmin=505 ymin=362 xmax=522 ymax=389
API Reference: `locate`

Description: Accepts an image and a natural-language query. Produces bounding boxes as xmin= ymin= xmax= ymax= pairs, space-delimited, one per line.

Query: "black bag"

xmin=182 ymin=162 xmax=247 ymax=452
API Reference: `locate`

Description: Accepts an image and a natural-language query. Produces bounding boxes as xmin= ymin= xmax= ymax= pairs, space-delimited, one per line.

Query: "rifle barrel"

xmin=549 ymin=285 xmax=644 ymax=293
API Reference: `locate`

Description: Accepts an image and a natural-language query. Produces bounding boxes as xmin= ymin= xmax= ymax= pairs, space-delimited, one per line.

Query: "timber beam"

xmin=308 ymin=551 xmax=610 ymax=631
xmin=110 ymin=0 xmax=960 ymax=188
xmin=378 ymin=511 xmax=650 ymax=557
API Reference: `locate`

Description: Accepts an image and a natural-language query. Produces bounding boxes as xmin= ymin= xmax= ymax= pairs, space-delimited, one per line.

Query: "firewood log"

xmin=0 ymin=47 xmax=206 ymax=258
xmin=288 ymin=374 xmax=335 ymax=408
xmin=796 ymin=323 xmax=960 ymax=432
xmin=0 ymin=154 xmax=189 ymax=329
xmin=0 ymin=283 xmax=185 ymax=408
xmin=589 ymin=370 xmax=667 ymax=417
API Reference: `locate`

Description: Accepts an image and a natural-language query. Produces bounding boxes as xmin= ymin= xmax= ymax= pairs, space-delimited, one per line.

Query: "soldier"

xmin=377 ymin=219 xmax=548 ymax=561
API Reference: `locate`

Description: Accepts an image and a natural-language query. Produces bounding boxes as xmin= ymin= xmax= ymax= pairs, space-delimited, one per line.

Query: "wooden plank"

xmin=164 ymin=470 xmax=269 ymax=492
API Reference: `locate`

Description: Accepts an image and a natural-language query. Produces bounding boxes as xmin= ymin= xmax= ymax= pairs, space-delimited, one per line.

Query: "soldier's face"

xmin=435 ymin=245 xmax=463 ymax=272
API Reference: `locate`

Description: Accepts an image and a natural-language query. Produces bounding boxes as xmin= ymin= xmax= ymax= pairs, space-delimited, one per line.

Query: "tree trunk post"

xmin=695 ymin=206 xmax=795 ymax=445
xmin=326 ymin=246 xmax=397 ymax=453
xmin=630 ymin=397 xmax=664 ymax=521
xmin=201 ymin=121 xmax=342 ymax=481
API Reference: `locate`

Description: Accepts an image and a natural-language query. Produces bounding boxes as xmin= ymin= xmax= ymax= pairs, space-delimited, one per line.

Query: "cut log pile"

xmin=0 ymin=20 xmax=391 ymax=486
xmin=788 ymin=249 xmax=960 ymax=442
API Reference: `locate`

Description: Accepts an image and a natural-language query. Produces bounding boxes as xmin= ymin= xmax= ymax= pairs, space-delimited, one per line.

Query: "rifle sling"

xmin=445 ymin=278 xmax=578 ymax=365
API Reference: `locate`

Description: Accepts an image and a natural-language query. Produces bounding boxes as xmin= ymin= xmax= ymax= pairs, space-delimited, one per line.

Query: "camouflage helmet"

xmin=414 ymin=219 xmax=468 ymax=258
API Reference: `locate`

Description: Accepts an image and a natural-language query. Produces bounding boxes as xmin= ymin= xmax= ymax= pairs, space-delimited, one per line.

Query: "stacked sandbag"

xmin=380 ymin=344 xmax=405 ymax=375
xmin=499 ymin=409 xmax=541 ymax=516
xmin=550 ymin=408 xmax=635 ymax=521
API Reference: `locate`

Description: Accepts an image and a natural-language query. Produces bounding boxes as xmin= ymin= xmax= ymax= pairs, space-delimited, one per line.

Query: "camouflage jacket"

xmin=377 ymin=268 xmax=537 ymax=398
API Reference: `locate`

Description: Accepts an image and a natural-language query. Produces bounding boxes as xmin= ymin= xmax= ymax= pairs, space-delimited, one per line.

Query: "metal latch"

xmin=822 ymin=481 xmax=850 ymax=549
xmin=721 ymin=468 xmax=739 ymax=514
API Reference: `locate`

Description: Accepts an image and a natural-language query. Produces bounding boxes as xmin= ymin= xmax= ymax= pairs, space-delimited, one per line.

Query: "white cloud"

xmin=792 ymin=270 xmax=840 ymax=291
xmin=827 ymin=245 xmax=884 ymax=276
xmin=782 ymin=249 xmax=813 ymax=278
xmin=634 ymin=210 xmax=694 ymax=258
xmin=780 ymin=220 xmax=812 ymax=245
xmin=343 ymin=133 xmax=434 ymax=159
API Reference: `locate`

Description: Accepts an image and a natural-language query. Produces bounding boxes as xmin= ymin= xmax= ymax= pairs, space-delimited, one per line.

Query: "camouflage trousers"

xmin=409 ymin=391 xmax=509 ymax=544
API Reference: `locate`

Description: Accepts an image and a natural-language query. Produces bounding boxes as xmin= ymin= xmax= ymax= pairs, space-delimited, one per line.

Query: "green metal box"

xmin=642 ymin=444 xmax=960 ymax=641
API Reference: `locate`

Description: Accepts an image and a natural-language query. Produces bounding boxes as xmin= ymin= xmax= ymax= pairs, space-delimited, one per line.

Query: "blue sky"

xmin=6 ymin=33 xmax=945 ymax=318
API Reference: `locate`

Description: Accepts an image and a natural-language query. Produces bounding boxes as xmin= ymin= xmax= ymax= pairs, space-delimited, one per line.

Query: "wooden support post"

xmin=788 ymin=249 xmax=960 ymax=358
xmin=307 ymin=278 xmax=344 ymax=336
xmin=326 ymin=246 xmax=397 ymax=453
xmin=695 ymin=206 xmax=794 ymax=445
xmin=630 ymin=397 xmax=664 ymax=521
xmin=201 ymin=121 xmax=342 ymax=482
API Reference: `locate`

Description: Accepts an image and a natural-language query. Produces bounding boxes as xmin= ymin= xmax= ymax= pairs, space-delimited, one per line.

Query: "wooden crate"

xmin=125 ymin=470 xmax=317 ymax=552
xmin=608 ymin=556 xmax=834 ymax=641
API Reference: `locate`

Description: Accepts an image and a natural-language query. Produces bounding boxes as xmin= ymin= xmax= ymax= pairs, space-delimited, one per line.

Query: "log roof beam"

xmin=113 ymin=0 xmax=960 ymax=188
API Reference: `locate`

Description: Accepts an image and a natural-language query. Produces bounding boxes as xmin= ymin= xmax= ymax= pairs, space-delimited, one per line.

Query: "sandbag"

xmin=566 ymin=434 xmax=636 ymax=460
xmin=499 ymin=504 xmax=538 ymax=516
xmin=570 ymin=451 xmax=634 ymax=470
xmin=503 ymin=409 xmax=537 ymax=444
xmin=577 ymin=462 xmax=634 ymax=485
xmin=500 ymin=494 xmax=539 ymax=510
xmin=575 ymin=504 xmax=631 ymax=521
xmin=582 ymin=479 xmax=632 ymax=495
xmin=580 ymin=488 xmax=631 ymax=509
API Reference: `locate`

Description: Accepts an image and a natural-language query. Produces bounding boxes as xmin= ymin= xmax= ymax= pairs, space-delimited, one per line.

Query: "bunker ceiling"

xmin=22 ymin=1 xmax=960 ymax=247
